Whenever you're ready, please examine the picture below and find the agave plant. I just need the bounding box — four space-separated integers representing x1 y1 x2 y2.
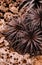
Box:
2 0 42 56
2 15 42 56
28 5 42 27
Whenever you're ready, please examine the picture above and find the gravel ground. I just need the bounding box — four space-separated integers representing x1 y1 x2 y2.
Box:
0 0 42 65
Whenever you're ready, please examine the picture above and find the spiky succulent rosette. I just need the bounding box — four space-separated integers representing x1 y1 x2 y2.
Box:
28 5 42 27
2 15 42 56
1 0 42 56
